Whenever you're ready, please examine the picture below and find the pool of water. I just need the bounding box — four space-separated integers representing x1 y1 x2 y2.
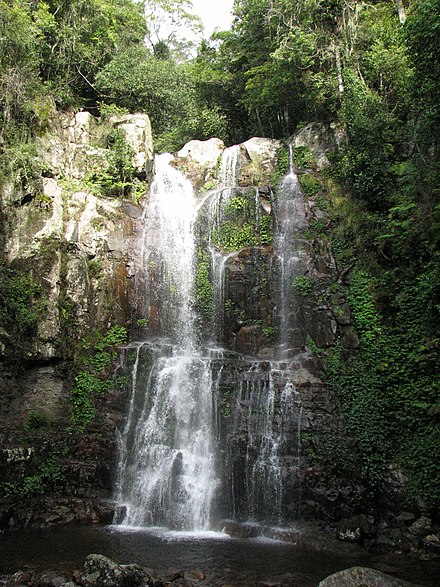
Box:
0 525 438 586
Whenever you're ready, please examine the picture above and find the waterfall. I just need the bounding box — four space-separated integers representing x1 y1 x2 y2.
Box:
115 141 306 531
220 359 303 524
274 145 308 356
207 145 242 342
115 155 219 530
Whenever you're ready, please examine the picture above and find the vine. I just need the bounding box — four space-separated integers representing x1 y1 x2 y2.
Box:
71 326 128 430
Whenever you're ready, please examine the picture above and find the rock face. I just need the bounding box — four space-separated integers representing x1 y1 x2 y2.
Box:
0 111 153 529
0 122 429 550
114 134 368 529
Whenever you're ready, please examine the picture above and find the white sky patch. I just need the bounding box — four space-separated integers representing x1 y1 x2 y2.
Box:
191 0 234 37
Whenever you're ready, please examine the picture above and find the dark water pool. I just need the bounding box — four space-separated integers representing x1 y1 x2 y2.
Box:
0 526 439 586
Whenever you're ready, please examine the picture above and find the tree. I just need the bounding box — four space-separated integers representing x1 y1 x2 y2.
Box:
143 0 203 60
32 0 147 107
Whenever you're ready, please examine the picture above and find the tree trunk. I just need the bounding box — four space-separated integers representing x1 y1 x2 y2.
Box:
396 0 406 24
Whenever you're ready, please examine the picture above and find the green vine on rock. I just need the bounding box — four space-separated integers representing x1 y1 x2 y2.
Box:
195 251 214 321
71 326 127 430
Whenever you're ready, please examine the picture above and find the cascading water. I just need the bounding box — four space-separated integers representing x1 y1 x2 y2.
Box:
115 142 306 531
207 145 242 342
274 145 308 356
115 155 219 530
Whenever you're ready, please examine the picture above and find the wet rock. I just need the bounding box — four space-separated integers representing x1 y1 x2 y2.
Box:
373 533 398 554
292 122 344 171
37 572 66 587
422 533 440 553
163 571 185 582
109 113 154 175
5 570 32 586
394 512 416 527
242 138 282 178
337 515 377 543
318 566 418 587
82 554 149 587
408 516 432 537
222 521 260 538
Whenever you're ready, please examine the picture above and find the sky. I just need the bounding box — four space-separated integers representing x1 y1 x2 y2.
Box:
191 0 235 37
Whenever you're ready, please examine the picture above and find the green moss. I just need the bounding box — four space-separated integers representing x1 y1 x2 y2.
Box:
195 251 214 320
71 325 128 430
0 263 41 330
212 220 257 252
200 180 216 192
292 275 314 296
0 453 65 498
294 146 316 169
270 146 289 186
299 174 322 197
258 215 272 245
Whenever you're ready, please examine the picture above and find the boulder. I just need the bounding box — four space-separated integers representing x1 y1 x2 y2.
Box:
292 123 345 171
178 138 224 167
82 554 149 587
408 516 432 537
243 137 282 178
318 566 419 587
336 514 376 543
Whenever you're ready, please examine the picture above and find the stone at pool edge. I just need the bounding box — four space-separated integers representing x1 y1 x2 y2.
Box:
81 553 150 587
317 566 421 587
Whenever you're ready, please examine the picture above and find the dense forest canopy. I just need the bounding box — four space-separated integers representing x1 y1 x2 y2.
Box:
0 0 439 506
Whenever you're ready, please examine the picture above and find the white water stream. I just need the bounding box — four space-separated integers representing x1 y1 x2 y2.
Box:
115 155 219 530
115 144 304 530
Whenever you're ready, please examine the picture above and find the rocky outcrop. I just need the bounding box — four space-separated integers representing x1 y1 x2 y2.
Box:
36 111 153 180
0 111 153 529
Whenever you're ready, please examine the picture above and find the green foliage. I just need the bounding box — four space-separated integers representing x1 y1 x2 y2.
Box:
305 334 323 357
86 351 113 372
0 263 40 330
212 221 257 252
71 371 111 429
88 128 138 198
299 174 322 197
22 410 52 443
270 147 289 186
348 271 381 344
87 258 103 278
258 215 272 245
210 190 273 252
262 325 275 339
405 0 440 147
292 275 313 297
195 251 214 321
294 147 315 169
326 264 440 505
72 325 127 429
96 46 201 149
0 453 64 498
93 325 127 350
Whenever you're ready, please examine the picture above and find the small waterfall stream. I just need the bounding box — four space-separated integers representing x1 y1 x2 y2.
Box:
115 143 305 531
208 145 242 342
274 145 308 356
